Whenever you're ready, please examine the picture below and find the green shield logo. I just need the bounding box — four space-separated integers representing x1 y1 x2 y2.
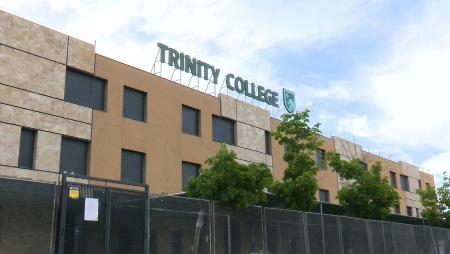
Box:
283 88 296 113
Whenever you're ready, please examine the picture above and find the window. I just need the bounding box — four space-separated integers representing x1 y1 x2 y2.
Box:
390 171 397 188
400 175 409 191
212 116 235 145
60 137 89 176
319 189 330 203
182 162 200 190
359 161 368 171
426 183 430 188
182 105 200 136
316 149 326 169
121 149 145 184
416 208 420 218
394 205 400 214
65 68 106 110
406 206 413 217
265 131 271 155
18 128 36 169
123 87 146 122
284 143 290 153
418 180 422 190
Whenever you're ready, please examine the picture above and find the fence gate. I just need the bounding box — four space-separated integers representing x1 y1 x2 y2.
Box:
57 175 149 254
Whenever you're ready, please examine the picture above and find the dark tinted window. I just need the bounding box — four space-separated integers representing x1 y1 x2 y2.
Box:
121 149 144 184
265 131 271 155
18 128 36 169
212 116 235 145
394 205 400 214
359 161 368 171
319 189 330 203
60 137 88 176
316 149 326 169
65 69 106 110
416 208 420 217
182 105 200 136
400 175 409 191
406 206 413 216
390 171 397 188
123 87 146 122
182 161 200 190
418 180 422 190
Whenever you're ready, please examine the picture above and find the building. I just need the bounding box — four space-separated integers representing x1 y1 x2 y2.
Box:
0 10 434 218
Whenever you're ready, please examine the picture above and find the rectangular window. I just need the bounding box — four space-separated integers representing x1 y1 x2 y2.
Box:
212 116 235 145
418 180 422 190
121 149 145 184
182 105 200 136
394 205 400 214
265 131 271 155
123 87 146 122
416 208 420 218
400 175 410 191
182 161 200 190
390 171 397 188
316 149 326 169
426 183 430 188
359 161 368 171
65 68 106 110
406 206 413 217
18 128 36 169
60 137 89 176
319 189 330 203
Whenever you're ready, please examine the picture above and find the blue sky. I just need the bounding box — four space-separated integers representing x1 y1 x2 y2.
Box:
2 0 450 184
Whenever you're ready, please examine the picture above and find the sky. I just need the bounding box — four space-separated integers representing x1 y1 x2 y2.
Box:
1 0 450 185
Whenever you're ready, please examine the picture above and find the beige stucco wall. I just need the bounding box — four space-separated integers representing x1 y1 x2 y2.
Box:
0 45 66 99
0 10 68 64
0 122 21 167
236 100 271 130
35 131 61 172
237 122 265 153
333 136 363 160
0 104 91 139
67 37 95 73
0 84 91 123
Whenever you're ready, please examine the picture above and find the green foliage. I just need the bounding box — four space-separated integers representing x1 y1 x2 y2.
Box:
418 173 450 227
185 145 273 211
327 153 400 220
271 109 323 211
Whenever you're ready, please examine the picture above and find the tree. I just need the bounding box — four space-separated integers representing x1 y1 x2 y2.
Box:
271 109 323 211
418 173 450 227
327 153 400 220
185 145 273 211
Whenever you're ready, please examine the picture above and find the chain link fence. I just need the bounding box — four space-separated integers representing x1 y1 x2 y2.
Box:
2 176 450 254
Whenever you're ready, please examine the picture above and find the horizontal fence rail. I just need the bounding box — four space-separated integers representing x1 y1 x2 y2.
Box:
1 174 449 254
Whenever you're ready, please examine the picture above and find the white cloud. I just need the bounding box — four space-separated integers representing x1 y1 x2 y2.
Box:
338 115 370 137
422 152 450 186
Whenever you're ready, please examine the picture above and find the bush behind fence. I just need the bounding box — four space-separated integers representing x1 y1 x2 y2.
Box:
1 178 449 254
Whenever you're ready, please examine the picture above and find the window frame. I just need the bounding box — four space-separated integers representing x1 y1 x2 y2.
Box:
406 206 413 217
390 171 397 188
64 68 107 111
60 136 89 176
316 149 327 169
123 86 147 122
265 131 271 155
400 174 410 192
182 105 201 136
121 149 145 184
319 189 330 203
18 128 37 169
181 161 200 190
212 115 236 146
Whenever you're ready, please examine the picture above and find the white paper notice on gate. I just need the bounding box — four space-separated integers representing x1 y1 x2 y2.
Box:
84 198 99 221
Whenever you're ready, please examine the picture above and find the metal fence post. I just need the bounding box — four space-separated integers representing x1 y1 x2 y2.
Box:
321 213 326 254
57 174 67 254
381 222 387 254
144 186 150 254
304 213 310 254
391 222 398 254
104 187 111 254
337 216 344 254
365 220 374 254
262 207 268 254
